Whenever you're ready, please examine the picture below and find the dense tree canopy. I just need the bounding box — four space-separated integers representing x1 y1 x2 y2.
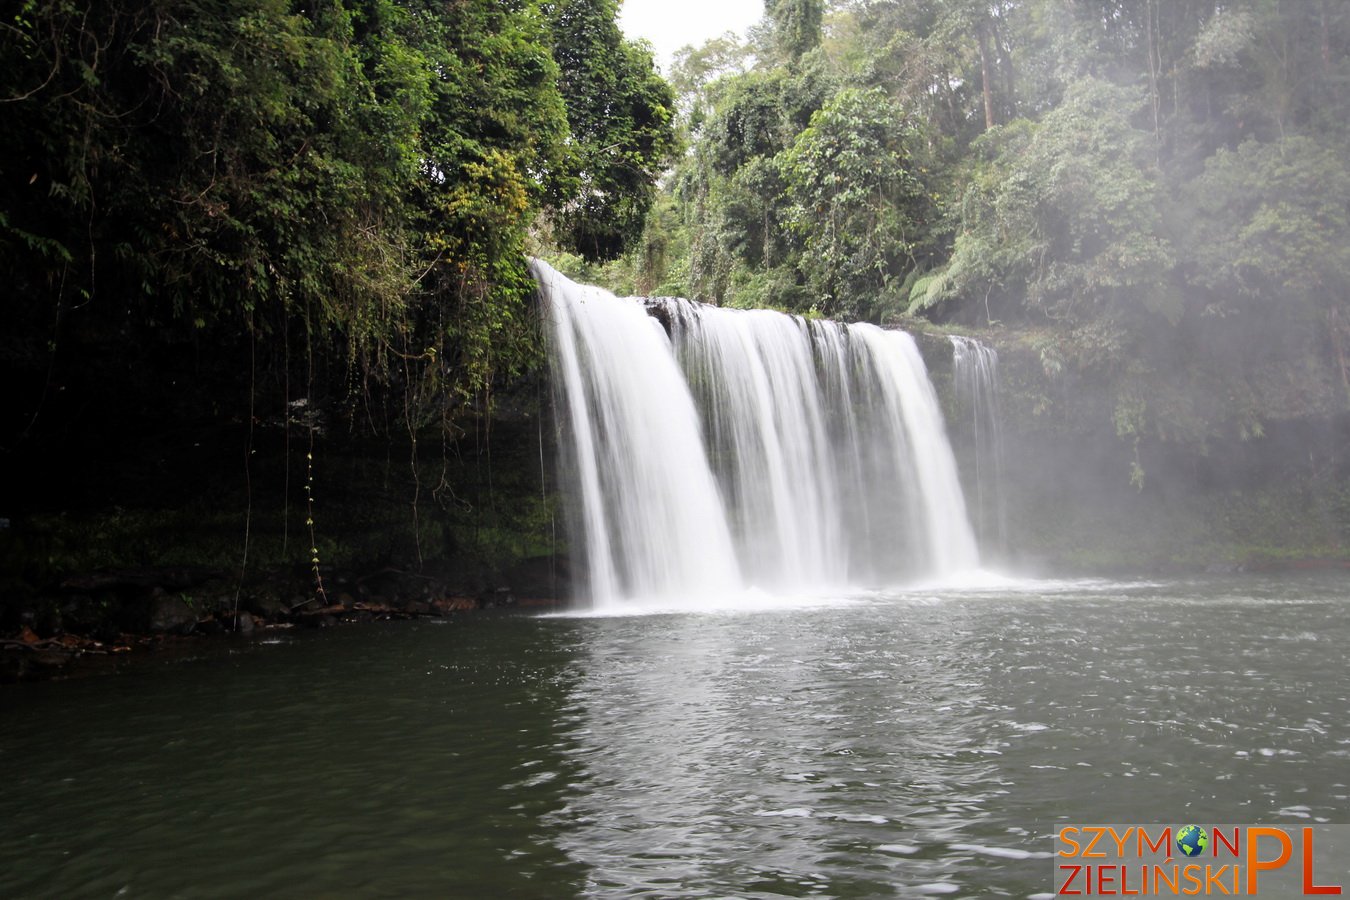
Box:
575 0 1350 469
781 87 931 318
544 0 677 261
5 0 1349 501
0 0 676 455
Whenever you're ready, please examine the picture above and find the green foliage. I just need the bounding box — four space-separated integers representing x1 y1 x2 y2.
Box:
1181 136 1350 310
11 0 1340 507
0 0 674 430
940 79 1174 324
663 54 836 305
765 0 823 62
591 0 1350 485
668 33 752 129
780 87 931 319
0 0 675 591
543 0 678 262
2 0 412 345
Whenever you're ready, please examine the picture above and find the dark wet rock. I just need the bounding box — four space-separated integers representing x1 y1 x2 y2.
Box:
94 620 122 645
433 596 479 614
244 593 286 618
199 593 235 618
31 649 76 673
149 595 197 634
358 570 408 603
0 652 26 683
2 558 564 681
196 617 225 635
60 594 112 634
502 555 569 600
643 297 676 336
33 648 72 666
480 587 515 608
33 603 63 639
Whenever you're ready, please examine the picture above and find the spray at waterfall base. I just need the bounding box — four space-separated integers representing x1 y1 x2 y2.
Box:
1054 825 1347 895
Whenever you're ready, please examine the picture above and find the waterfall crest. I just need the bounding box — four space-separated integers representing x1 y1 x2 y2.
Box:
535 260 979 607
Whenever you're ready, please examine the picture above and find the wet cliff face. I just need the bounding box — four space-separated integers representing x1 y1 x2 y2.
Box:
0 359 567 651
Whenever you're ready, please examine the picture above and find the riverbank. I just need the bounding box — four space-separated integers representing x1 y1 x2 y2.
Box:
8 554 1350 684
0 559 566 683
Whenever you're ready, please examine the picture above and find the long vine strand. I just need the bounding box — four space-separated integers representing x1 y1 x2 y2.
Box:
305 428 328 605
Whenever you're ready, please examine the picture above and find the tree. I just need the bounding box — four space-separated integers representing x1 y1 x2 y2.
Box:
670 57 833 307
924 78 1174 326
0 0 672 460
396 0 572 402
765 0 822 62
0 0 444 397
1183 137 1350 303
544 0 678 262
781 87 932 319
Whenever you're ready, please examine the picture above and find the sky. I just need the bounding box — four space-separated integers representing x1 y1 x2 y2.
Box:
618 0 763 72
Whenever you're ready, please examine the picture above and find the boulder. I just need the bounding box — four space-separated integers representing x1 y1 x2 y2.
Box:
244 593 286 618
148 595 197 634
480 587 515 608
60 594 115 635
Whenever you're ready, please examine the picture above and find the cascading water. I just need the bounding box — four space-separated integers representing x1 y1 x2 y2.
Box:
949 336 1007 555
534 259 979 608
539 264 741 606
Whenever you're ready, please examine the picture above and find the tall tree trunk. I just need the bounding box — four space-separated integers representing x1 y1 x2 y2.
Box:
1144 0 1166 162
1332 309 1350 401
996 18 1017 119
977 18 996 130
1320 0 1332 77
1144 0 1161 143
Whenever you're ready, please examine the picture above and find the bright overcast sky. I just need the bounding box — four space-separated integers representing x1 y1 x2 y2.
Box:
618 0 764 72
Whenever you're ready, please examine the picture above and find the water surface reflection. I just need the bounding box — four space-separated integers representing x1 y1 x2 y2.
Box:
544 576 1350 897
1 575 1346 898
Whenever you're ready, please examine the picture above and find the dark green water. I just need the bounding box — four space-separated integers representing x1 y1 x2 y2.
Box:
2 574 1347 898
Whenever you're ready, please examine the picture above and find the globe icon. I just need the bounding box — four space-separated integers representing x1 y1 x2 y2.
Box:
1177 825 1208 857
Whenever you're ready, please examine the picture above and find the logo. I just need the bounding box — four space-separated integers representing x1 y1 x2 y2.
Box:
1176 825 1208 858
1055 824 1348 896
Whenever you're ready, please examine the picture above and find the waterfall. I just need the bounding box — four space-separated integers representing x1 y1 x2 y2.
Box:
949 336 1007 556
534 259 979 607
539 265 741 606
